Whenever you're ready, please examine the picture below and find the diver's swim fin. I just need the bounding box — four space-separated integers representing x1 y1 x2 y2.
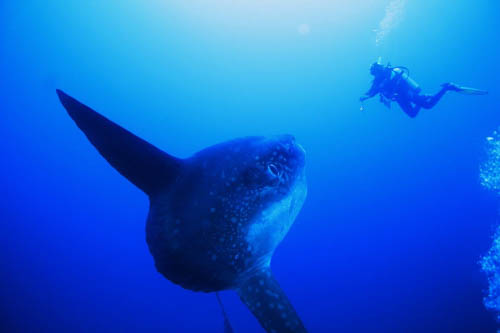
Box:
455 86 488 95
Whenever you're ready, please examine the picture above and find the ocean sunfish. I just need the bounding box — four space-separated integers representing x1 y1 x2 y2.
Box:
56 90 308 332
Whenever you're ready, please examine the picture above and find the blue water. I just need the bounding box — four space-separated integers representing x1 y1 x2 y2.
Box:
2 1 500 332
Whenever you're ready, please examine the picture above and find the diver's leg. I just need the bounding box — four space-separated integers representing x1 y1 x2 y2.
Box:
414 85 450 109
397 98 421 118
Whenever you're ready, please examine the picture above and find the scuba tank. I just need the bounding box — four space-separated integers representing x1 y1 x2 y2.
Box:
392 66 420 92
378 64 420 108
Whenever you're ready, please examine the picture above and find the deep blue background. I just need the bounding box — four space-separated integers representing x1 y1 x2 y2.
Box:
1 1 500 332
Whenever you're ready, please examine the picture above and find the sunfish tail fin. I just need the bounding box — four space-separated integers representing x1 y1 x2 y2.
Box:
56 89 183 195
236 268 307 333
216 292 234 333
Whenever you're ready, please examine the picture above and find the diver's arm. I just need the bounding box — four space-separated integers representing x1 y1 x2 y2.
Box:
360 94 374 102
360 85 379 101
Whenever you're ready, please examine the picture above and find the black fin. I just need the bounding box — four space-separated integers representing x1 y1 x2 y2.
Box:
237 268 307 333
216 292 234 333
56 89 183 195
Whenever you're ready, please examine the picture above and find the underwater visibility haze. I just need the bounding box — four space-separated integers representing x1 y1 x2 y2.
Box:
1 1 500 332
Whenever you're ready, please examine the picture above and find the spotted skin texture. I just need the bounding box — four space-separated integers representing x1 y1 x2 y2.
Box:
147 136 307 293
238 268 307 333
57 90 308 332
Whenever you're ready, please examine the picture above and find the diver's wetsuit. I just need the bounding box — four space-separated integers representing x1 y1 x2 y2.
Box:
362 65 453 118
390 68 451 118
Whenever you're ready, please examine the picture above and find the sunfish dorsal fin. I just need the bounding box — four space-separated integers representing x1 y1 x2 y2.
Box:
237 268 307 333
56 89 183 195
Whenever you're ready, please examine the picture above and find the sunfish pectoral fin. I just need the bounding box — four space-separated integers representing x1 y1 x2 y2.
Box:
56 89 183 195
236 267 307 333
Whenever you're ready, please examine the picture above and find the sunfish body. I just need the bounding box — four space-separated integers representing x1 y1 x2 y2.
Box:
56 90 308 332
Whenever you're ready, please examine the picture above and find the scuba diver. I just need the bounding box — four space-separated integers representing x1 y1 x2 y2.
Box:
360 59 487 118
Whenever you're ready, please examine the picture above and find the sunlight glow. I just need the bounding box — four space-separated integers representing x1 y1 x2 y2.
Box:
297 23 311 36
154 0 377 37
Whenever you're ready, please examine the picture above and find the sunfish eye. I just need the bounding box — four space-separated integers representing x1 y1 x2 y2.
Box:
267 163 281 178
